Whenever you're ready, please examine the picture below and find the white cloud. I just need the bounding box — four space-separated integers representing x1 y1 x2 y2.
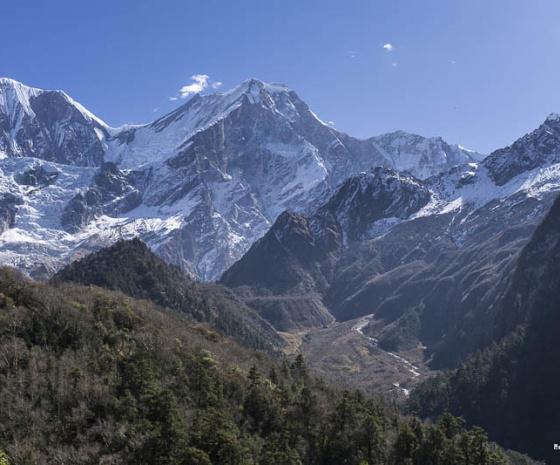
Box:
349 51 357 59
382 43 393 52
327 121 336 126
179 74 210 98
392 62 398 68
153 107 159 113
170 75 223 101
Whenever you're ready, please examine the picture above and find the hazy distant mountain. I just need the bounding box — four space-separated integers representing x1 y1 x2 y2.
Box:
0 77 483 279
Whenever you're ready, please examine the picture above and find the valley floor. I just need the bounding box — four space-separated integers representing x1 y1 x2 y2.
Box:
280 315 434 399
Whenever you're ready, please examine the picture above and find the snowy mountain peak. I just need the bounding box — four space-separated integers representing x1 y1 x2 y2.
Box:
0 77 109 166
0 77 42 92
484 112 560 185
0 77 108 129
233 78 293 97
368 130 485 179
220 78 307 118
0 77 493 281
0 77 43 119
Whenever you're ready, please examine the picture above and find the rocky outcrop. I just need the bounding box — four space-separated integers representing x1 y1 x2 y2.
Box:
16 165 59 186
0 193 21 235
61 162 141 233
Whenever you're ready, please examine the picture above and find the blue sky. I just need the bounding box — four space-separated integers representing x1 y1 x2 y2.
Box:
2 0 559 153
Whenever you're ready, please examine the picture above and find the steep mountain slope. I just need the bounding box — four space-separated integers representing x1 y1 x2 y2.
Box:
370 130 483 180
407 195 560 462
220 210 341 331
221 167 431 331
222 114 560 367
0 77 483 280
52 238 283 351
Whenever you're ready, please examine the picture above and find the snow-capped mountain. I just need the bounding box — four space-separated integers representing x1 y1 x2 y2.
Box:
316 167 432 243
369 131 483 180
0 77 484 279
221 114 560 358
484 112 560 185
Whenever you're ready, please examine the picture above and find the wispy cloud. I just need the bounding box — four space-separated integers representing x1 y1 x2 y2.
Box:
349 50 357 59
170 74 222 101
179 74 210 98
382 43 393 52
391 62 398 68
327 121 336 126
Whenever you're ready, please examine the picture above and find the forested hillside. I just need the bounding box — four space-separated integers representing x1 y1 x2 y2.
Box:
52 239 283 351
0 267 520 464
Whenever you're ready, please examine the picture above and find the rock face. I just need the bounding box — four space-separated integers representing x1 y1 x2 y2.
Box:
220 209 343 331
485 113 560 185
60 162 141 233
16 165 59 186
0 193 21 235
318 167 431 242
222 167 430 294
0 77 484 280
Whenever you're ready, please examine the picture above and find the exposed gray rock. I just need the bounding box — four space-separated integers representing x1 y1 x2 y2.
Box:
60 162 141 232
484 113 560 185
0 193 22 235
16 165 59 186
60 192 102 233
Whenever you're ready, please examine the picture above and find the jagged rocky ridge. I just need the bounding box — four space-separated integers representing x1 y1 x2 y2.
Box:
0 77 483 280
221 167 433 331
221 113 560 363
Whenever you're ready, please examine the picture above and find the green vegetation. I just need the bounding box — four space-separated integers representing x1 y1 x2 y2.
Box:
377 306 421 351
408 322 553 463
52 238 283 351
0 267 507 464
